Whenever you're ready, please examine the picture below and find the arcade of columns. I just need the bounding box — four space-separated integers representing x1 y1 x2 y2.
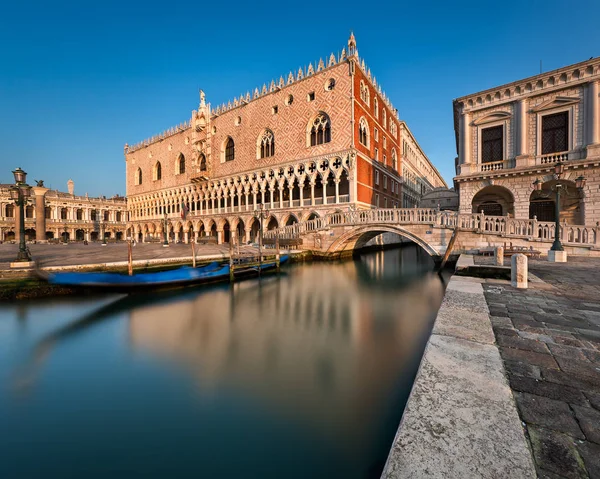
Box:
128 154 354 244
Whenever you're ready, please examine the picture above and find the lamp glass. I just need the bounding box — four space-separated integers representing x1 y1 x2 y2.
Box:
533 179 542 191
22 185 31 198
12 168 26 184
554 161 564 176
576 176 586 189
9 185 19 200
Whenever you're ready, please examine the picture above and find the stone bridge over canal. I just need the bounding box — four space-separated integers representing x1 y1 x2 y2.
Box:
264 208 600 258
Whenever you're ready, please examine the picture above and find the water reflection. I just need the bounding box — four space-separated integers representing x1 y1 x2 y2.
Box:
1 246 444 479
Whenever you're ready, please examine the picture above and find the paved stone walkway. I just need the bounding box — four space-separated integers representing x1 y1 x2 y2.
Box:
480 257 600 478
0 242 261 269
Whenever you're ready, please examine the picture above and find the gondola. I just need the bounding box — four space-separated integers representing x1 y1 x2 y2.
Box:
37 256 289 292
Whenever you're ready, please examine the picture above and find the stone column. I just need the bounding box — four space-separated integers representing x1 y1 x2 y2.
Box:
279 186 284 209
15 204 22 243
494 246 504 266
184 231 189 244
322 181 327 205
459 111 471 167
299 185 304 207
310 181 315 206
587 80 599 147
334 179 340 204
288 186 294 208
31 186 49 241
269 186 275 210
516 99 528 159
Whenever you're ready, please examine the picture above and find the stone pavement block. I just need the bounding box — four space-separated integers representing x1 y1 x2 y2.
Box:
542 369 600 395
489 308 509 318
446 279 484 294
547 343 590 361
583 348 600 363
440 289 490 315
518 331 555 343
490 315 512 328
528 426 588 479
516 392 584 439
554 356 600 384
494 326 519 337
508 375 588 406
502 347 559 370
553 335 585 348
497 335 550 354
433 309 495 344
577 441 600 478
572 405 600 445
504 360 542 380
584 391 600 411
382 335 535 479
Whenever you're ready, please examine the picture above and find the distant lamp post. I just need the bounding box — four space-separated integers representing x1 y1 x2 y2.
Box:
63 223 69 244
253 203 270 263
101 221 107 245
532 161 586 260
163 212 169 247
9 168 32 262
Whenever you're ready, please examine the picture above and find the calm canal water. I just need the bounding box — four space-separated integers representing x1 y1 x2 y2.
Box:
0 245 445 479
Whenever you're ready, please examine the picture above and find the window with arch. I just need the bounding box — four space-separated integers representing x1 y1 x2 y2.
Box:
25 205 34 218
374 97 379 119
309 113 331 146
259 130 275 158
358 118 369 147
177 154 185 174
153 162 162 181
199 154 207 171
360 81 370 106
390 121 398 138
5 204 14 218
382 109 387 129
135 168 142 185
391 148 398 170
225 137 235 161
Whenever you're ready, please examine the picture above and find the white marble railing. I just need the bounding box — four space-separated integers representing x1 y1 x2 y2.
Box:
264 208 600 247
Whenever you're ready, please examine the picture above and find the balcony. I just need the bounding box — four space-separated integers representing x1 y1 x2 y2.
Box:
535 150 583 166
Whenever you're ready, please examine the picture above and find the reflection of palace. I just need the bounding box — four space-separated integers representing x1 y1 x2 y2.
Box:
125 34 446 244
0 179 127 242
128 258 443 443
454 57 600 224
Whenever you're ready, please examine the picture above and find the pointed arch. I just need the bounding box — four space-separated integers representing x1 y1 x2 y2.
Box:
257 129 275 159
199 154 207 171
308 112 331 147
136 167 142 185
153 161 162 181
391 148 398 171
177 153 185 174
358 117 369 147
222 137 235 162
360 80 370 106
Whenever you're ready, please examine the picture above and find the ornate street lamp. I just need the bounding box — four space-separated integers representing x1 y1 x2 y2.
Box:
163 212 169 247
532 161 586 254
63 223 69 244
253 203 270 264
101 221 107 245
9 168 32 262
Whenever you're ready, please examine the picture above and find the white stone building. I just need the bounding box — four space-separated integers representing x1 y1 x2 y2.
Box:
453 57 600 225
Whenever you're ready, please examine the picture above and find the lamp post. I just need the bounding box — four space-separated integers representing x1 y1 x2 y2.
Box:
532 161 586 261
63 223 69 244
163 212 169 247
9 168 32 262
101 220 107 245
253 203 270 267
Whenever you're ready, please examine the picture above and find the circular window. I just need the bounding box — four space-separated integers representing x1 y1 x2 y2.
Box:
325 78 336 91
285 94 294 106
212 126 217 134
235 116 241 126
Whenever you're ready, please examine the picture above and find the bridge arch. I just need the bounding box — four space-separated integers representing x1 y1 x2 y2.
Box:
326 224 441 257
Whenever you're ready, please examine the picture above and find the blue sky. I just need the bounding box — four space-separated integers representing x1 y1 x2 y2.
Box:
1 0 599 196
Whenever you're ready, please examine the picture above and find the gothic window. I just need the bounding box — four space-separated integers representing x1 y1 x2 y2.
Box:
199 154 207 171
375 170 379 185
225 137 235 161
542 111 568 155
360 81 370 106
309 113 331 146
374 127 378 141
358 118 369 147
178 154 185 174
136 168 142 185
481 125 503 163
392 148 398 170
382 109 387 129
375 148 379 161
259 130 275 159
374 97 379 119
390 122 398 138
154 162 162 181
326 78 335 91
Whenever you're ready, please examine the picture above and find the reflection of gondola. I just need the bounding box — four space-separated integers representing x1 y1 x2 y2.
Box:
36 256 288 293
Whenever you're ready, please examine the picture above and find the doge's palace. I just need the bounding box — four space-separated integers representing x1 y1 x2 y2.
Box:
125 34 446 244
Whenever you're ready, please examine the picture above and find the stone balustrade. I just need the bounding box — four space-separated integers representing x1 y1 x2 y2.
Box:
264 207 600 248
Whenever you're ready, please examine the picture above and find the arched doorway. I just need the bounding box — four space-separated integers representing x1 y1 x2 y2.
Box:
266 216 278 231
61 231 70 242
45 232 54 240
249 218 260 242
529 179 582 224
236 219 245 243
223 220 231 243
5 231 15 241
116 232 123 241
75 229 85 241
339 170 350 201
91 232 99 241
209 222 217 239
471 185 514 216
25 228 36 240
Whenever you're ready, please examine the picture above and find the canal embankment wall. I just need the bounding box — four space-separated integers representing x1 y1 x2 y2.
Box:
381 257 536 478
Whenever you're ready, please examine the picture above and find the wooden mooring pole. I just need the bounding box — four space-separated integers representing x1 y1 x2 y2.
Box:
276 235 280 273
439 228 459 271
191 239 196 268
229 237 234 282
127 240 133 276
